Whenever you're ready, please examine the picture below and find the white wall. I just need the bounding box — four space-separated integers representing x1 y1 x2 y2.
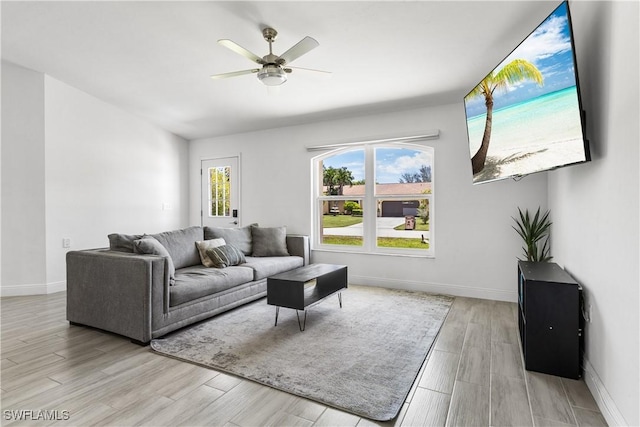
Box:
1 61 47 292
43 77 190 288
548 2 639 425
190 102 548 301
0 62 190 295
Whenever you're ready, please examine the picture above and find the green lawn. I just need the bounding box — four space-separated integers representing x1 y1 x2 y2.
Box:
322 215 363 228
322 235 429 249
377 237 429 249
394 222 430 231
322 235 363 245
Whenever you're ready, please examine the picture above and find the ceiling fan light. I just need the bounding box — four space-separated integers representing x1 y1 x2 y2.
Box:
257 65 287 86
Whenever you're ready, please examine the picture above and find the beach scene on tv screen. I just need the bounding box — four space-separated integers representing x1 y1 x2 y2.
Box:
465 2 586 184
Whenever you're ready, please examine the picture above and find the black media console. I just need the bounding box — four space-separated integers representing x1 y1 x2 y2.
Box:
518 261 584 379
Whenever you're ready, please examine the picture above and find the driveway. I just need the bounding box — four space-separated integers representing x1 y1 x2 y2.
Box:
324 217 425 238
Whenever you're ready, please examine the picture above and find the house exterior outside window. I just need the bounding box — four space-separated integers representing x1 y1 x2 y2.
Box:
313 144 434 257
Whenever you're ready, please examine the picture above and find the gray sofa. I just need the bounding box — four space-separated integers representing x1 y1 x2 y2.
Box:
66 225 309 344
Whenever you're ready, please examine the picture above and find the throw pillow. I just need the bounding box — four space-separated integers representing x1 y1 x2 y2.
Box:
251 226 289 257
195 238 226 267
133 236 176 285
204 223 258 255
205 244 246 268
150 226 204 269
108 233 143 253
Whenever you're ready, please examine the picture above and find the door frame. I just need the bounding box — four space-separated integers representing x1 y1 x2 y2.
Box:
200 154 242 227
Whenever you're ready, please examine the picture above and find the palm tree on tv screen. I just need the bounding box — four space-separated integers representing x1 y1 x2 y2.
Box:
469 59 544 175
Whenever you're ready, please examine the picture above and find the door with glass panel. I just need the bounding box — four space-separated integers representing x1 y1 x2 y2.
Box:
201 157 240 228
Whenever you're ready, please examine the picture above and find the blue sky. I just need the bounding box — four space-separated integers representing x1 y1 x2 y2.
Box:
464 2 578 118
322 147 432 183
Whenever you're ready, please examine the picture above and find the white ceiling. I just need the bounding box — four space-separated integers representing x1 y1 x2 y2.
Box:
1 1 560 140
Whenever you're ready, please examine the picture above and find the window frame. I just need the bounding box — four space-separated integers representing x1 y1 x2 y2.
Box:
312 143 434 258
208 165 231 217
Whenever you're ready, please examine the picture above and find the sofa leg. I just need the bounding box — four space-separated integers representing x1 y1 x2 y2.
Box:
68 321 149 346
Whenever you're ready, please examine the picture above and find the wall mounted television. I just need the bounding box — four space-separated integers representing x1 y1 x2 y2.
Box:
464 1 590 185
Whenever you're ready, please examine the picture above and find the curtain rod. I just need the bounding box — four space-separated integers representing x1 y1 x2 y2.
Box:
306 130 440 152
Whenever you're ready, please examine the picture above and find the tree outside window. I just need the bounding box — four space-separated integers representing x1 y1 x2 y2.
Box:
209 166 231 217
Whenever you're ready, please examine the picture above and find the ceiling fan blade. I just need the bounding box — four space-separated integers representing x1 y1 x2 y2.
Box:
278 36 319 65
287 66 332 76
218 39 265 64
284 67 333 80
210 69 259 79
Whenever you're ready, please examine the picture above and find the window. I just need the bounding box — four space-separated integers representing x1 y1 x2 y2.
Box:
209 166 231 217
313 144 434 256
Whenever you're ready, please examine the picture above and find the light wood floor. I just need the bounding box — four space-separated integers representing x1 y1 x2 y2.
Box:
1 291 607 426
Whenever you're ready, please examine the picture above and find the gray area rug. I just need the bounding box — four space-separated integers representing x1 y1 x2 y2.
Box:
151 285 453 421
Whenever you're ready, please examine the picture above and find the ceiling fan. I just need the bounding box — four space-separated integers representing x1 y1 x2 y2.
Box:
211 27 330 86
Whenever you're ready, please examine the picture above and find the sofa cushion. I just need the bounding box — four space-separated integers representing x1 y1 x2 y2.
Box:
133 236 176 285
251 226 289 257
108 233 143 252
151 226 204 270
204 224 257 255
243 256 304 281
206 244 246 268
170 265 254 307
196 238 226 267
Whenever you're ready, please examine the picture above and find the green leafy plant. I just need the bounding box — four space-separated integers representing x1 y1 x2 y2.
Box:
343 201 360 215
417 199 430 225
512 207 553 262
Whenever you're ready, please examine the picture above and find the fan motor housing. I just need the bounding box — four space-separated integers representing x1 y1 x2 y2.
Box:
257 64 287 86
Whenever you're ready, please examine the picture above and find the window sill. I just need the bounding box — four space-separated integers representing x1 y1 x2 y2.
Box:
312 247 434 259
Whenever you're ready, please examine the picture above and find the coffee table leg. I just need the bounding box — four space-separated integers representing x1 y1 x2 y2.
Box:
338 292 343 308
274 306 280 326
295 310 307 332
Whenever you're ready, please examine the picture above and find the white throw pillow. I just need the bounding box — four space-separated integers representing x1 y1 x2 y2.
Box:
195 238 226 267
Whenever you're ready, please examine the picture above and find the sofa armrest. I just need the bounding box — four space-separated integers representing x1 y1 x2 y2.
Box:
66 249 169 344
286 235 310 265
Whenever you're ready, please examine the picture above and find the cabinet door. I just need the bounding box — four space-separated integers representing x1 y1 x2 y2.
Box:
525 282 580 378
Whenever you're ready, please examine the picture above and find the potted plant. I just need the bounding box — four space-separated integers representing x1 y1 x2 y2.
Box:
512 207 552 262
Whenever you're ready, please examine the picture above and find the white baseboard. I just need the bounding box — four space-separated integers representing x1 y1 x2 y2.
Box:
0 281 66 297
582 356 628 426
47 281 67 294
349 274 517 302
